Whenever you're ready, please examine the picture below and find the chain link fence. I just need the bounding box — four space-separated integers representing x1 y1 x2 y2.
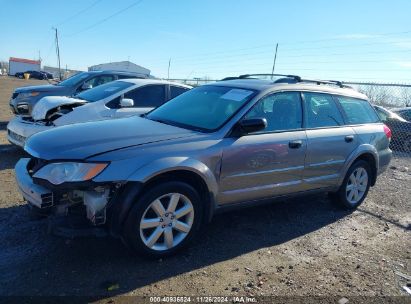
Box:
346 82 411 157
170 78 411 158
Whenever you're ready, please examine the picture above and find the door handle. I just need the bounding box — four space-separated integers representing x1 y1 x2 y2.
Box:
345 135 354 143
289 140 303 149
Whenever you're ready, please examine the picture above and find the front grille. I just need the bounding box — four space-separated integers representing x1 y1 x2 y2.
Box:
12 92 18 99
8 129 26 144
40 193 54 208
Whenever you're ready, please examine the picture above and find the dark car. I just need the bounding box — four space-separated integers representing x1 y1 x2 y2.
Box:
9 70 148 116
392 107 411 122
15 70 52 80
374 105 411 152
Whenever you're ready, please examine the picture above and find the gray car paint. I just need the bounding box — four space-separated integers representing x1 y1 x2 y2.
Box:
19 80 392 215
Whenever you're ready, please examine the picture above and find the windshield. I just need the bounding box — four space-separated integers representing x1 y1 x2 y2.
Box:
57 72 90 87
75 81 134 102
146 85 257 132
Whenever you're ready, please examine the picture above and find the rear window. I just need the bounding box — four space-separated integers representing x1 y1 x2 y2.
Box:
335 96 379 124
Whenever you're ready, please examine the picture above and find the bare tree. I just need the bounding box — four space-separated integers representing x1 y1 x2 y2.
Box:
357 85 396 106
399 87 411 107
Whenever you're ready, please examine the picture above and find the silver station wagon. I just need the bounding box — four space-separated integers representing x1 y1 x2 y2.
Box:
15 74 392 258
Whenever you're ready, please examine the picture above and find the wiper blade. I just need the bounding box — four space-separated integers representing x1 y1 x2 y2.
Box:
150 118 169 124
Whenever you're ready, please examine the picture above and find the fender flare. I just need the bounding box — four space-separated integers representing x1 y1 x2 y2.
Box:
127 157 219 198
337 144 379 187
109 157 219 235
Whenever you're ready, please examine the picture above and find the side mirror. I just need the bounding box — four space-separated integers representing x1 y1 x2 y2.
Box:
232 118 267 136
81 83 93 90
120 98 134 108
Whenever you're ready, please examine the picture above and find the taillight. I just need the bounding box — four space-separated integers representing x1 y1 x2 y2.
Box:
383 124 392 140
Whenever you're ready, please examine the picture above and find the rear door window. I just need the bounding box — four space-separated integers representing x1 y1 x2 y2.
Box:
303 92 344 128
124 85 166 107
335 96 379 124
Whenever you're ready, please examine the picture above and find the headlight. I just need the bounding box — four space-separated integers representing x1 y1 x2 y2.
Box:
16 103 29 110
19 92 40 98
33 162 108 185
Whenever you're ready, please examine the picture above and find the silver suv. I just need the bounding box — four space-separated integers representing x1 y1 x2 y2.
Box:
15 74 392 258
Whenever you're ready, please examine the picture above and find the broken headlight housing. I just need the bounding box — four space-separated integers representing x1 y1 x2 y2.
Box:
33 162 108 185
19 92 40 98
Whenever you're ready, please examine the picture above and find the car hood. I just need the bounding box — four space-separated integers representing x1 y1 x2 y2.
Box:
32 96 86 120
15 84 65 93
25 116 197 160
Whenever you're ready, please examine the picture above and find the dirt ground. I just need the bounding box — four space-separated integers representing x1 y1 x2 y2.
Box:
0 76 410 301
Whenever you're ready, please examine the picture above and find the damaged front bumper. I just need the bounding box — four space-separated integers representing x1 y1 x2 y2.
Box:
15 158 112 228
7 117 51 147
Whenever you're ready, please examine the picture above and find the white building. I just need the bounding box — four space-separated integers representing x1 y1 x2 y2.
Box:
9 57 41 76
88 61 150 76
43 66 82 79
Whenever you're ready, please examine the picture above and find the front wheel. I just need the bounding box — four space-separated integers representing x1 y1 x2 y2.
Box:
331 160 372 209
123 181 203 258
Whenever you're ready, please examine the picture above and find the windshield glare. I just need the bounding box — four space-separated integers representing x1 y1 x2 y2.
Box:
147 85 256 132
75 81 134 102
57 72 90 86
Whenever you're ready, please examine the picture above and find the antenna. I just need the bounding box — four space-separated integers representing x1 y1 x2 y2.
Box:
271 43 279 78
167 58 171 80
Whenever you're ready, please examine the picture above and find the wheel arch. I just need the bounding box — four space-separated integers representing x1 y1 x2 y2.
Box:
340 146 379 187
108 158 219 236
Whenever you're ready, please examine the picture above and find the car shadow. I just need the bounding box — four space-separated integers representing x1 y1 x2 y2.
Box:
0 144 28 171
0 193 352 297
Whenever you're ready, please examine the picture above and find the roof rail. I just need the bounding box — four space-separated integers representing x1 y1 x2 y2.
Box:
299 78 351 88
221 73 353 89
238 73 302 81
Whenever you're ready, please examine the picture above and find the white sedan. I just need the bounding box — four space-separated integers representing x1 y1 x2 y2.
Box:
7 79 191 147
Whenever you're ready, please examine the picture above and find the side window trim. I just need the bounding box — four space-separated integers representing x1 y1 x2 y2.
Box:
331 94 350 125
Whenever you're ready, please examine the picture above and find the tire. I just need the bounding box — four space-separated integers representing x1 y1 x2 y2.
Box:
123 181 203 258
331 160 372 209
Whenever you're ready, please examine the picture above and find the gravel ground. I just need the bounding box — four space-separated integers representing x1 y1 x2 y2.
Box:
0 77 410 301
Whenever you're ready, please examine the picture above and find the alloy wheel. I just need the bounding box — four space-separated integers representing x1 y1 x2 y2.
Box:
139 193 194 251
346 167 368 205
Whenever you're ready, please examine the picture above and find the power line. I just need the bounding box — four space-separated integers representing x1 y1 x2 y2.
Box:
150 30 411 63
56 0 103 26
150 40 411 65
65 0 144 37
148 48 411 70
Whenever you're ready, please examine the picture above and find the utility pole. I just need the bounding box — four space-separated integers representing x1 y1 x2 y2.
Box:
53 27 62 80
271 43 279 77
167 58 171 80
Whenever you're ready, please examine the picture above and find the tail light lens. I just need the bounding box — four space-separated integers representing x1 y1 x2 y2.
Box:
383 124 392 140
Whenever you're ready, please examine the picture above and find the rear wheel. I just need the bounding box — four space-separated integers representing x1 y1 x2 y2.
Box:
123 181 203 258
331 160 372 209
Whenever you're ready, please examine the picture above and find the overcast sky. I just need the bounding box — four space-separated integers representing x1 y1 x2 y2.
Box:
1 0 411 82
